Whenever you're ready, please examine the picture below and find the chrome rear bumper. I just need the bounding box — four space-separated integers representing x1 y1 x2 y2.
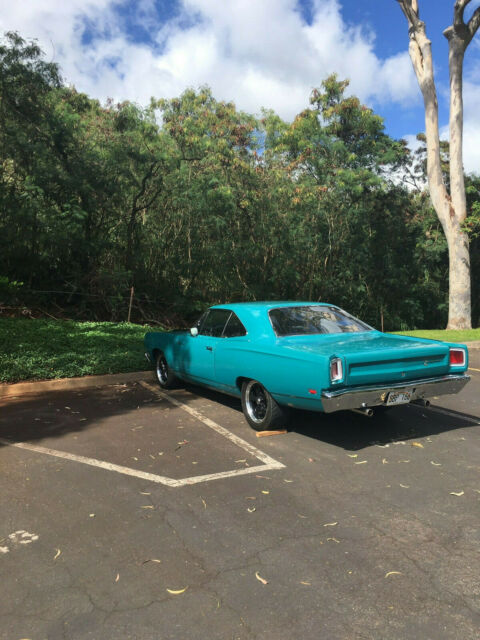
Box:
321 374 470 413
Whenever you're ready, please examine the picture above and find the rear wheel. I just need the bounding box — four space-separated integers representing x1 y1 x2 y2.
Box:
155 352 178 389
241 379 288 431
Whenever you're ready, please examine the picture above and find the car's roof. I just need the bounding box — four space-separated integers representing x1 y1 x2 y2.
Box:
211 301 333 311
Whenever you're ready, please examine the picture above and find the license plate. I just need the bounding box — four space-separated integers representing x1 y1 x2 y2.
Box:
386 390 412 406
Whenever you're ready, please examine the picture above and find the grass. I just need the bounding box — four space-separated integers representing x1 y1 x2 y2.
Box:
0 319 158 384
392 328 480 343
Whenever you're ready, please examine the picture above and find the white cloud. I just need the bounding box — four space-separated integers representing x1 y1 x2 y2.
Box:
0 0 420 120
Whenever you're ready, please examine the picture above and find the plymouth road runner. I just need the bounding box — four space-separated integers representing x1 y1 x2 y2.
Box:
144 302 470 430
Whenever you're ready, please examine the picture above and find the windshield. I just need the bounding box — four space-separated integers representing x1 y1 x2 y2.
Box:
269 305 372 337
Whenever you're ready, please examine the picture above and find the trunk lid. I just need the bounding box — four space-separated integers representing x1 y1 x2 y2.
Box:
280 332 450 386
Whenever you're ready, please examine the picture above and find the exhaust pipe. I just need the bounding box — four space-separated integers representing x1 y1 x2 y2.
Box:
351 407 374 417
411 398 430 407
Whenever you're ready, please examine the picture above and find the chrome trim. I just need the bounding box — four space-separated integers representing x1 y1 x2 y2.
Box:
145 352 151 362
321 374 470 413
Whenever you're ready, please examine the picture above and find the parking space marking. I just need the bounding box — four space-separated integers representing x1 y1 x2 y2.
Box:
140 381 285 468
0 383 285 488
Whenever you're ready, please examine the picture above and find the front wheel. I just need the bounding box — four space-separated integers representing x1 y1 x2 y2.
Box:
241 379 288 431
155 352 178 389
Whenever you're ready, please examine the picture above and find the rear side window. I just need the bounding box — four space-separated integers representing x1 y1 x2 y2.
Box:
199 309 231 337
223 312 247 338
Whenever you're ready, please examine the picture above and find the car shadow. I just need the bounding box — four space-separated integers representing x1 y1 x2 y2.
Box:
179 383 479 452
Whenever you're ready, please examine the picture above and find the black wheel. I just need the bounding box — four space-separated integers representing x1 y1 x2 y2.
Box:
241 379 288 431
155 352 178 389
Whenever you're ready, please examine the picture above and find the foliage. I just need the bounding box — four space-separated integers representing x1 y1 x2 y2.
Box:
1 33 479 333
0 319 152 383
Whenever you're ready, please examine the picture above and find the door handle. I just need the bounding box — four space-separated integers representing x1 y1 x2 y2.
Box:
206 346 213 351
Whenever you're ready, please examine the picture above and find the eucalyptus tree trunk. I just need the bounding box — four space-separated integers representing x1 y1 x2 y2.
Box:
397 0 480 329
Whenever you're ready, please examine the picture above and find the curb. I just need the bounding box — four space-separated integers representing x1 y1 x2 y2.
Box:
465 341 480 350
0 370 154 399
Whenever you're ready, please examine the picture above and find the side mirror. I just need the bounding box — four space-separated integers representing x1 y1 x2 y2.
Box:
190 327 198 337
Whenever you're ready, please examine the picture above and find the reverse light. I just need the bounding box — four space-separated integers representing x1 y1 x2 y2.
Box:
449 348 466 367
330 357 343 383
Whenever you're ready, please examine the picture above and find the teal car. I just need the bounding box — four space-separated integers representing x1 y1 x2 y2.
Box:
144 302 470 430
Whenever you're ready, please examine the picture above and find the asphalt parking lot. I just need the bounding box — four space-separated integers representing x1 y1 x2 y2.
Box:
1 352 479 640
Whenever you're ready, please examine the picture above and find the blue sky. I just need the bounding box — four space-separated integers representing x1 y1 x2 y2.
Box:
1 0 479 171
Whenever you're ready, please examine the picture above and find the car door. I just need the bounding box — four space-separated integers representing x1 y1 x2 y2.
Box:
186 309 231 385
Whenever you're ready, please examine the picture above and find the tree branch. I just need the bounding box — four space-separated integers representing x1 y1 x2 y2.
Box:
397 0 422 28
453 0 471 27
468 6 480 37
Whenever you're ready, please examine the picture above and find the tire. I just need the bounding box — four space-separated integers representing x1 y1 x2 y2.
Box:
155 351 178 389
241 379 288 431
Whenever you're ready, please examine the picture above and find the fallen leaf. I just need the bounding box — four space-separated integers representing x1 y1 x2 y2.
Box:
308 458 314 462
245 496 256 500
430 461 442 466
247 507 256 513
297 514 307 518
399 460 410 463
53 549 61 560
399 484 410 489
354 461 368 465
167 587 188 595
283 479 293 483
382 458 388 464
300 581 311 585
115 573 120 582
142 558 162 564
411 442 424 448
323 522 338 527
385 571 402 578
140 491 151 495
235 459 247 463
347 454 358 458
261 490 270 495
141 505 154 509
255 571 268 585
89 513 95 518
201 498 207 509
327 537 340 543
450 491 464 496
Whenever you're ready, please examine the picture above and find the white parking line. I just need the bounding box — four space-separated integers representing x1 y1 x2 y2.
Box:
0 383 285 487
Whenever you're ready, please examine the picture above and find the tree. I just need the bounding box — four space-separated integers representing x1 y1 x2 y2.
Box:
397 0 480 329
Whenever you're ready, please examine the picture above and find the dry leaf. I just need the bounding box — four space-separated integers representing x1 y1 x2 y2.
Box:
167 587 188 595
201 498 207 509
283 479 293 483
89 513 95 518
261 490 269 495
115 573 120 582
385 571 402 578
430 461 442 466
450 491 464 496
53 549 61 560
347 454 358 458
140 491 151 495
411 442 424 448
382 458 388 464
255 571 268 585
399 484 410 488
323 522 338 527
143 558 162 564
300 581 311 585
354 460 368 465
247 507 256 513
308 458 314 462
141 505 154 509
327 537 340 543
235 459 247 463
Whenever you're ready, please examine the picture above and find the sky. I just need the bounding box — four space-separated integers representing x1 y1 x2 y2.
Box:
0 0 479 172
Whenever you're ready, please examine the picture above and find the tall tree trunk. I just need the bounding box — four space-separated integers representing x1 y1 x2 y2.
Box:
397 0 479 329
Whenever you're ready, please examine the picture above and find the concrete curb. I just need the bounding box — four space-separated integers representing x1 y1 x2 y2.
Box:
0 370 154 399
465 341 480 350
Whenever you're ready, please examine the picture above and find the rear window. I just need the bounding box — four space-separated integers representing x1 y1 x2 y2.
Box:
269 306 371 337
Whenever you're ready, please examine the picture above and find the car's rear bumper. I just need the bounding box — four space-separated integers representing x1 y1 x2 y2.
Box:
321 374 470 413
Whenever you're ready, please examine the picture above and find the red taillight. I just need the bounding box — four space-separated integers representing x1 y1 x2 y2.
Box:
330 357 343 382
449 348 466 366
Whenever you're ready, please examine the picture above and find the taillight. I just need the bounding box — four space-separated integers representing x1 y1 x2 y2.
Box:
449 348 466 366
330 357 343 382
